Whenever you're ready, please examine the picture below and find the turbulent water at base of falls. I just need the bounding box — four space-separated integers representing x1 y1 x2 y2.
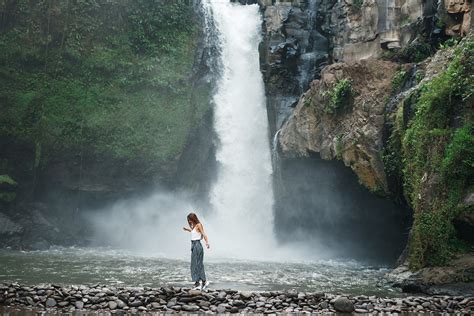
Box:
202 0 277 259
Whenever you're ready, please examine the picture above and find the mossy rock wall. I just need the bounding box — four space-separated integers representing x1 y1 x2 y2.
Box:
0 0 212 199
384 37 474 269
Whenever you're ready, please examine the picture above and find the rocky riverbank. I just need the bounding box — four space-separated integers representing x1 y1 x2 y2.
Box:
1 283 473 314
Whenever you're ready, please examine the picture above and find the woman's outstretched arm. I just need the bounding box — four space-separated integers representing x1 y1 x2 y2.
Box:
183 227 191 232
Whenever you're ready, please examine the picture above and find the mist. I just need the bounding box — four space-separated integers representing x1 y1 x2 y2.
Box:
274 154 411 265
86 0 409 266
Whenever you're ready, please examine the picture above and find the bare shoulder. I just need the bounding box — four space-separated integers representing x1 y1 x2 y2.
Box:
197 223 204 231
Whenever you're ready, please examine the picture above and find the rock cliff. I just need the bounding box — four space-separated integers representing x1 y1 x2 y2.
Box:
279 58 398 192
264 0 473 290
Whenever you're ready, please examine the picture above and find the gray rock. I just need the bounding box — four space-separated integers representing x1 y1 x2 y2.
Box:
167 298 177 307
129 300 143 307
217 304 227 313
46 298 57 307
58 301 69 307
25 296 34 305
240 291 253 299
218 291 227 299
189 289 201 296
233 299 245 306
75 301 84 309
256 301 266 308
355 308 368 313
320 301 329 309
333 297 354 313
117 299 126 308
108 301 118 309
199 300 211 307
182 304 199 312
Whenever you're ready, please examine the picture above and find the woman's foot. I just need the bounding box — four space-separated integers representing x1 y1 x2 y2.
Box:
192 281 202 291
202 281 210 292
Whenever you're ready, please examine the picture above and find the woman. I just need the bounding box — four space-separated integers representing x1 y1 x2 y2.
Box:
183 212 210 291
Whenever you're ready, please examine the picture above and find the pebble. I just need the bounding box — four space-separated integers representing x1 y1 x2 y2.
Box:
45 298 56 307
0 282 472 314
216 304 227 313
108 301 117 310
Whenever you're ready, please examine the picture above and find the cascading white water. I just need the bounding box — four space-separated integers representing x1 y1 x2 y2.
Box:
92 0 317 261
203 0 276 258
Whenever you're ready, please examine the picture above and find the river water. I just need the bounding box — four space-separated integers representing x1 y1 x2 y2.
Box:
0 247 402 296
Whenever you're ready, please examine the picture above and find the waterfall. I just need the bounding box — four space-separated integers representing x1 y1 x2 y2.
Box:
202 0 276 258
271 129 281 176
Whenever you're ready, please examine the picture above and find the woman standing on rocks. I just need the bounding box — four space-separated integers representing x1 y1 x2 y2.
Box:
183 212 210 291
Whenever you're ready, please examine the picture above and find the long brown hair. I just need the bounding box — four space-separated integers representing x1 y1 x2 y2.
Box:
187 212 200 228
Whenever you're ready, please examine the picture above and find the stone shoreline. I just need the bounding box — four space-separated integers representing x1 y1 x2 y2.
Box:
1 283 473 314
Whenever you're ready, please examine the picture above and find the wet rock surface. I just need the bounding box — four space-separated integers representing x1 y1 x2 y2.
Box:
260 0 329 134
387 253 474 296
1 283 473 314
279 58 398 193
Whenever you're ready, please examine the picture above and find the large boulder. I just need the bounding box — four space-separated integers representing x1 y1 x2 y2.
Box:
333 297 354 313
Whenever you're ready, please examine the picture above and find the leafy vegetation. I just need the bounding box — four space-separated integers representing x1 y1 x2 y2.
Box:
0 175 17 202
384 38 474 269
324 78 353 114
0 1 209 182
383 40 433 63
392 69 408 93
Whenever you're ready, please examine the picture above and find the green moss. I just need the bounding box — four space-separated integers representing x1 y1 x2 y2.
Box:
383 40 433 63
0 0 208 173
0 175 17 202
439 37 460 50
0 175 17 186
335 134 344 159
415 70 425 83
369 185 385 196
392 69 408 93
398 38 474 269
324 78 353 114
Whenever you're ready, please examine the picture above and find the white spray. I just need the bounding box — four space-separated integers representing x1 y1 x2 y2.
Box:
91 1 325 261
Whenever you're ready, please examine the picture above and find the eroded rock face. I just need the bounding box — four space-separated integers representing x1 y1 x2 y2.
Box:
320 0 438 61
260 0 329 133
279 58 398 192
444 0 472 36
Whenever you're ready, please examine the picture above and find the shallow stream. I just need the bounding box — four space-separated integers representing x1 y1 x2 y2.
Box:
0 247 402 297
